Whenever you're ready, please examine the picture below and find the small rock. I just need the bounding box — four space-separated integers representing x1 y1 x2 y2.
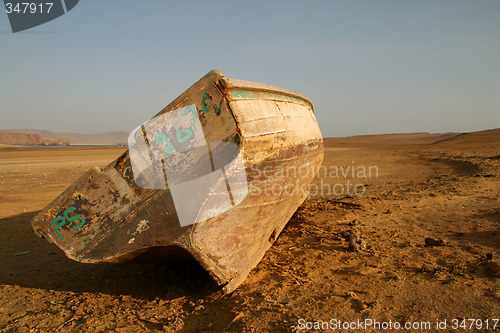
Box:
485 261 500 278
348 234 366 252
424 237 445 247
340 230 351 240
419 264 436 273
348 219 359 226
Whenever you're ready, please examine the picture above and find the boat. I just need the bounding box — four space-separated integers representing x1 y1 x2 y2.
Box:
31 70 324 293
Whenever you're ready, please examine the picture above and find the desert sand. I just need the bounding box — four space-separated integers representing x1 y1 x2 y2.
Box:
0 131 499 332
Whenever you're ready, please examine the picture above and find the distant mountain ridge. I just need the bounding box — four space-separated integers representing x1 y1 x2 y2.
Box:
432 128 500 146
323 132 461 145
0 132 69 146
2 128 498 147
0 129 129 145
324 128 499 146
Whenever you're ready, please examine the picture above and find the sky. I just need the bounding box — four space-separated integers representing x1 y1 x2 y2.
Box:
1 0 499 137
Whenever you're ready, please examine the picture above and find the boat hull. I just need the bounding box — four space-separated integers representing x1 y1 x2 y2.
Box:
31 70 324 292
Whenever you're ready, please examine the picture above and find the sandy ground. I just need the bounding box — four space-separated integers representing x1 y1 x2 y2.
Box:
0 133 499 332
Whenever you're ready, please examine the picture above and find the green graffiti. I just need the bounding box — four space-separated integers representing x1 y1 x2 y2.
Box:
154 105 200 156
64 206 86 231
50 206 86 240
202 70 219 79
213 104 221 115
176 128 193 143
201 93 211 114
181 105 198 132
201 92 222 116
231 91 257 99
230 90 307 106
155 132 175 154
50 216 66 240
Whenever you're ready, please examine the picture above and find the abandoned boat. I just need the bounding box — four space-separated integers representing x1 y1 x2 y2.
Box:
31 70 324 293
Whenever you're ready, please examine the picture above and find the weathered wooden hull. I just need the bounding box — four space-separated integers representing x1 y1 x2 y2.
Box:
31 70 324 293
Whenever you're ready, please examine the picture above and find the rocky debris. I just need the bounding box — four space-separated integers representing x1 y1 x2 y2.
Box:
346 230 366 252
345 291 374 313
485 261 500 278
385 271 402 281
327 199 362 210
348 219 359 226
480 253 499 278
424 237 445 247
419 264 438 273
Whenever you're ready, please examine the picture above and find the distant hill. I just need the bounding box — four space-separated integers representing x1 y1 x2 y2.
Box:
432 128 500 146
0 132 69 146
0 129 129 145
472 128 500 134
323 132 460 146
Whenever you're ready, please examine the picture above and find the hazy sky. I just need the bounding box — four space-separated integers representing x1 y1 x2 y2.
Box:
1 1 499 137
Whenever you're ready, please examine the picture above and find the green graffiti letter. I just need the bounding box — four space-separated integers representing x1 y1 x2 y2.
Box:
201 93 211 114
64 206 86 231
50 216 66 240
156 132 175 154
213 104 221 115
176 128 192 143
